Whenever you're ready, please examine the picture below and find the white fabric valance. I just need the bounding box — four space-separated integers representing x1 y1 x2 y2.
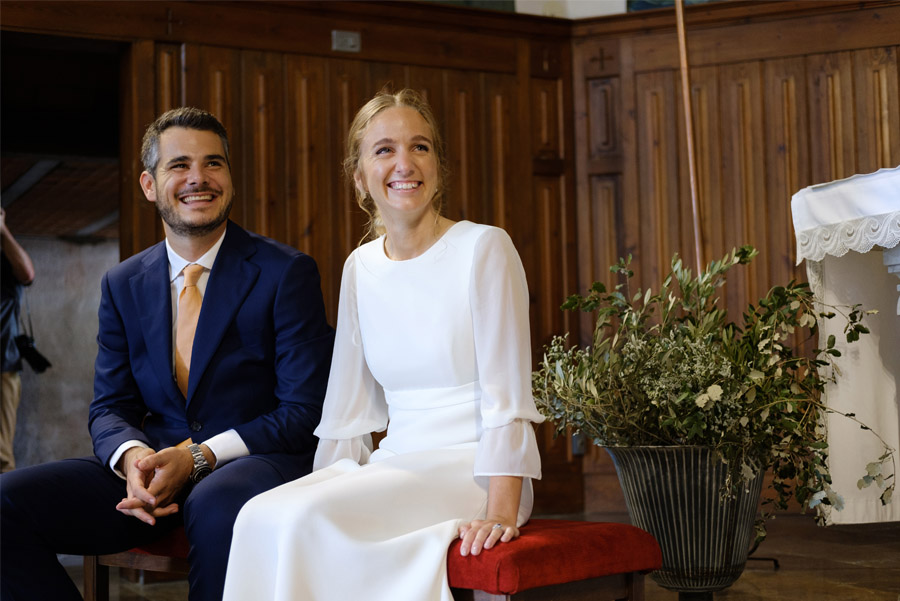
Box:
791 166 900 264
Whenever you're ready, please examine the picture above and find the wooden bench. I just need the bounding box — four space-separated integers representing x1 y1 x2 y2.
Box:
84 519 661 601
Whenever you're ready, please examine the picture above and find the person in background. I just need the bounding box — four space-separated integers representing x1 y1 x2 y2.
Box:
0 207 36 473
0 107 334 601
223 88 543 601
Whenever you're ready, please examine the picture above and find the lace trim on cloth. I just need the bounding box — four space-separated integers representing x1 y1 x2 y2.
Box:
805 259 825 315
795 210 900 264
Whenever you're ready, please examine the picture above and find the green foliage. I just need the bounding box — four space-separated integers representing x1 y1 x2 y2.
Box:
533 246 895 542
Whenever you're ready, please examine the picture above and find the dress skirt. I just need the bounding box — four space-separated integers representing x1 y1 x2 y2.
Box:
223 443 530 601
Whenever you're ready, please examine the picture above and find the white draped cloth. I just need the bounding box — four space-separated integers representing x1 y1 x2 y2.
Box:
791 166 900 524
223 221 544 600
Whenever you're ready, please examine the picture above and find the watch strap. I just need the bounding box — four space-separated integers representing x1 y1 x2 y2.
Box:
187 443 211 483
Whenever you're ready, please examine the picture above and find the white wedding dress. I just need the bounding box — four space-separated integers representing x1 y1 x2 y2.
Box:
223 221 543 601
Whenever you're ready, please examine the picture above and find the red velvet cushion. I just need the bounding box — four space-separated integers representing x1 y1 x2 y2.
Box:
447 519 662 595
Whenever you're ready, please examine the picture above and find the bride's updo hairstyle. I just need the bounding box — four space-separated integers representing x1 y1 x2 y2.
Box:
344 88 449 242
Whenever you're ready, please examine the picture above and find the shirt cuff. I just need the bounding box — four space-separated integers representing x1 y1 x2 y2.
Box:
110 440 150 479
203 429 249 468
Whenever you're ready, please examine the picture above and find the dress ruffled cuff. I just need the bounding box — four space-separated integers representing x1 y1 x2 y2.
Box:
313 435 373 471
473 419 542 479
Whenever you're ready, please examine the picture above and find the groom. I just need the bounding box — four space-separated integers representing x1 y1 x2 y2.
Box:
0 107 334 601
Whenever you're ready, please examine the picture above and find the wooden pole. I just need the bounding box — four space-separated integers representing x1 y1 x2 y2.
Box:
675 0 703 275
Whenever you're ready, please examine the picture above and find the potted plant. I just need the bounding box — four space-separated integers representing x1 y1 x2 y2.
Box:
532 246 894 599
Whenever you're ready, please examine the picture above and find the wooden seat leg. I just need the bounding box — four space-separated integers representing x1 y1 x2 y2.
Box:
83 555 110 601
626 572 645 601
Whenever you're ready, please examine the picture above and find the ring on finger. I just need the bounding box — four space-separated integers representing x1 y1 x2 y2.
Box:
492 523 504 531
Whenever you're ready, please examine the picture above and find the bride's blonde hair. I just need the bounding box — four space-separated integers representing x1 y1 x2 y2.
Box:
344 87 449 242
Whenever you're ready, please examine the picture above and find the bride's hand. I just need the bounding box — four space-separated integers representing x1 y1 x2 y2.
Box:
458 519 519 556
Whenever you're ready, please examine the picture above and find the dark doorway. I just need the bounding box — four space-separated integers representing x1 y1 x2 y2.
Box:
1 32 124 240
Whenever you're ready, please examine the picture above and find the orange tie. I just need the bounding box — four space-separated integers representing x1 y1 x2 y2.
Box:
175 264 204 397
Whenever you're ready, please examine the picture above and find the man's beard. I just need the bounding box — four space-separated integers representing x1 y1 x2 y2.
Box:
156 188 233 237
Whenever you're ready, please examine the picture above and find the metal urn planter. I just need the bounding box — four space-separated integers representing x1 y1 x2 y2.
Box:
605 446 764 601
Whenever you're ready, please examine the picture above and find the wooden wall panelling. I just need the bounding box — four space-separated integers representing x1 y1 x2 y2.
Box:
628 3 900 73
481 72 519 233
530 73 577 348
529 39 564 173
686 66 724 271
155 43 182 113
634 69 681 293
542 106 579 347
579 38 619 80
531 39 563 80
573 36 628 345
718 61 767 315
548 35 577 268
531 78 563 162
534 175 567 348
0 0 571 75
365 62 410 99
238 51 286 243
442 70 483 225
502 44 535 350
573 38 621 346
577 78 622 339
327 58 368 278
807 52 857 185
763 56 811 284
283 54 328 271
120 39 161 259
616 38 642 287
853 46 900 174
586 176 620 312
586 77 621 166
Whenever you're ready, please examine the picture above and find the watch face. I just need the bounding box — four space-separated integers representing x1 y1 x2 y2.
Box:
188 444 211 483
191 465 212 483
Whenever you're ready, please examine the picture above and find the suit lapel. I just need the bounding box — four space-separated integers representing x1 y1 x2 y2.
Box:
186 222 259 403
130 243 181 400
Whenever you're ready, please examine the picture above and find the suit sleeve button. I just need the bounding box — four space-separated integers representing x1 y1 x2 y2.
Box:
190 421 203 432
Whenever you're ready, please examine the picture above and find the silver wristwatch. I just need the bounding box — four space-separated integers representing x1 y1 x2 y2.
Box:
188 443 212 483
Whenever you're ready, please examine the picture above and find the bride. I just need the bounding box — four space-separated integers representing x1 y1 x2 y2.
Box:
223 88 543 601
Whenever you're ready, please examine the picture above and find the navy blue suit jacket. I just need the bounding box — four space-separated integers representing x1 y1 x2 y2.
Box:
88 221 334 473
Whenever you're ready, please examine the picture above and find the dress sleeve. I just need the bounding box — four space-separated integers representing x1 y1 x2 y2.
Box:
313 253 388 470
470 228 544 479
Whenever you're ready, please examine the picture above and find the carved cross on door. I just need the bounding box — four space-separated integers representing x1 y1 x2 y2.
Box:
165 8 184 36
589 45 615 73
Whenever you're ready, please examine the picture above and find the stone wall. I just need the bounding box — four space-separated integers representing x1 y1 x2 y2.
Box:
12 236 119 467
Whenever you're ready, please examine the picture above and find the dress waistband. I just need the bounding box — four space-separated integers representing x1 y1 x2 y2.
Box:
384 381 481 410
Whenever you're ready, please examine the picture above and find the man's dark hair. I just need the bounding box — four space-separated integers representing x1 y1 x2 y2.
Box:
141 107 230 175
